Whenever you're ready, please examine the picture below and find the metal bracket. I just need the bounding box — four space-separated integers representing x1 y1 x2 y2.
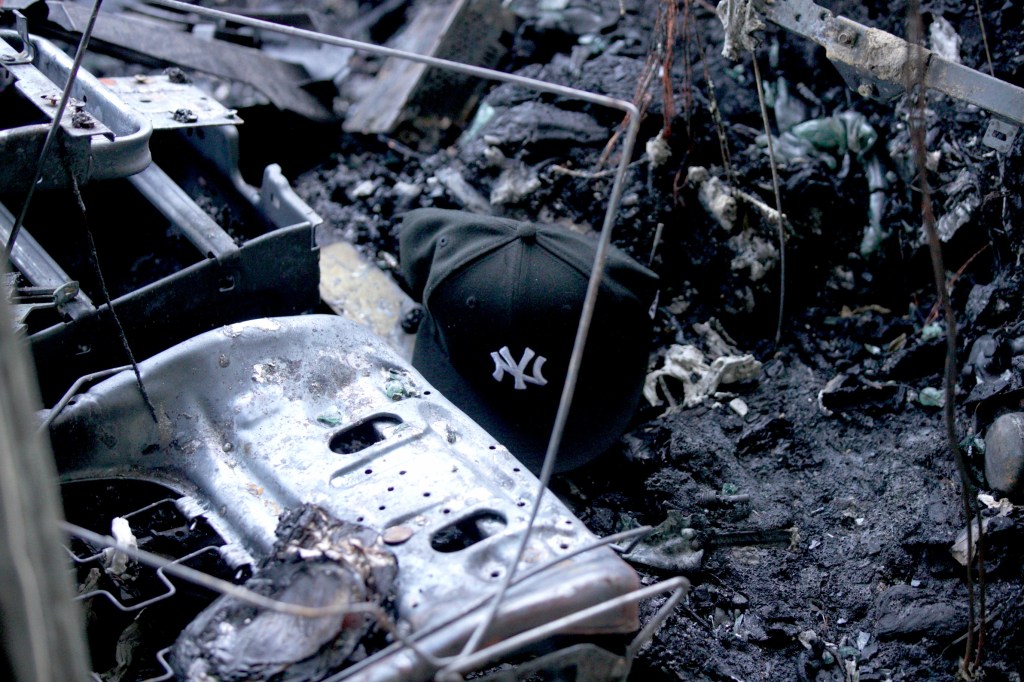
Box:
8 280 80 332
0 10 35 65
0 33 153 192
983 118 1018 154
13 281 81 306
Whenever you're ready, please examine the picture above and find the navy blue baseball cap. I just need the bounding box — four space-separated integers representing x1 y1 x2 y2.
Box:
400 209 658 472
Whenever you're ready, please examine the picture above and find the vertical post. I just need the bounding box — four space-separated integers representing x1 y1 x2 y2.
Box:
0 266 92 681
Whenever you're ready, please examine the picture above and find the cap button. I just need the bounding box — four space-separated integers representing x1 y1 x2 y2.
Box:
517 223 537 243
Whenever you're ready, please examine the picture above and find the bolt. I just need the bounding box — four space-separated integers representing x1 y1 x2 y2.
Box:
172 107 198 123
71 111 95 129
52 281 80 306
838 31 855 46
858 81 876 98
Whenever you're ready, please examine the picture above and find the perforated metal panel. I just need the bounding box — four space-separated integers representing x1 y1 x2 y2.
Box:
50 315 640 680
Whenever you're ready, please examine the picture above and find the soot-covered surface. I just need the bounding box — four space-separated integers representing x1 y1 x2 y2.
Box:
240 0 1024 678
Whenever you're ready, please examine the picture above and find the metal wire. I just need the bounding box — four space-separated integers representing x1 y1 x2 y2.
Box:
625 579 689 662
64 155 159 424
750 54 786 348
40 364 130 432
143 647 175 682
72 545 219 612
66 519 657 680
513 525 653 585
3 0 105 260
325 528 658 679
437 577 690 677
62 521 449 668
148 0 645 665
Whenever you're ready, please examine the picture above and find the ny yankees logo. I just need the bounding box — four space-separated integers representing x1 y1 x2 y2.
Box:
490 346 548 390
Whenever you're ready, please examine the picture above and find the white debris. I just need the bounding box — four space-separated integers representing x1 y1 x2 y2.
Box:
646 131 672 168
644 344 762 408
692 319 741 357
687 167 786 292
482 145 506 168
435 167 492 215
978 493 1015 514
950 494 1012 565
350 179 378 198
104 517 137 576
392 181 422 201
935 194 980 243
817 373 847 416
223 318 281 337
728 228 779 281
798 629 819 650
490 162 541 205
728 397 749 417
929 15 961 64
688 166 737 232
252 362 277 384
950 517 993 566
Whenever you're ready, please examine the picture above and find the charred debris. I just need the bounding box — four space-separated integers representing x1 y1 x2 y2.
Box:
1 0 1024 680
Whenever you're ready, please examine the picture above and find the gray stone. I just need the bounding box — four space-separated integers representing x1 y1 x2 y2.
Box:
985 412 1024 499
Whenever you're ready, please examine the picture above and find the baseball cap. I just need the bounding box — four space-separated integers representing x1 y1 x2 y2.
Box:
399 208 658 473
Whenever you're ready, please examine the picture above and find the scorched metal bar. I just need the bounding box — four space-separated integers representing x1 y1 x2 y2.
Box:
128 164 238 260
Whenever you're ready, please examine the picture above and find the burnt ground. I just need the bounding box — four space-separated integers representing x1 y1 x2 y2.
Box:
254 0 1023 679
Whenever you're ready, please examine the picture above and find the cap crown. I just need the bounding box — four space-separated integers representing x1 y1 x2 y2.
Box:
401 208 657 472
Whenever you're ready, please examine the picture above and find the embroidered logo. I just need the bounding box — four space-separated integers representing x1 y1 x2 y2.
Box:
490 346 548 390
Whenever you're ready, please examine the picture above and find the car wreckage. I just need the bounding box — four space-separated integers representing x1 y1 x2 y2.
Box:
0 2 686 680
1 1 1022 681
